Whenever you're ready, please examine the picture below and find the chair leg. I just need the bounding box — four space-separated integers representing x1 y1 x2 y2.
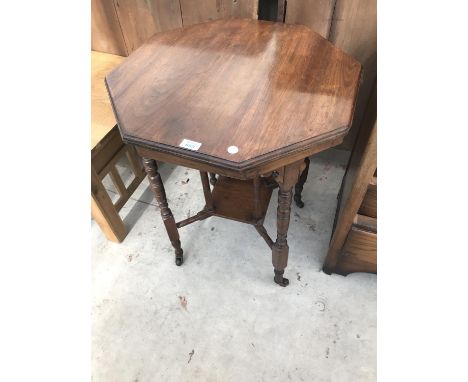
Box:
91 167 127 242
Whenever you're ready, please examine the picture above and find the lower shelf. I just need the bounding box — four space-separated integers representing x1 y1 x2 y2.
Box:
211 176 274 224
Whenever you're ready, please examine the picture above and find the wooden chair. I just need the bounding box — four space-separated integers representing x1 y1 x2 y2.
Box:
91 51 145 242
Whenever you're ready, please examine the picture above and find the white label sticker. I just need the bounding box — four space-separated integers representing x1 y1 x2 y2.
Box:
179 139 202 151
227 145 239 154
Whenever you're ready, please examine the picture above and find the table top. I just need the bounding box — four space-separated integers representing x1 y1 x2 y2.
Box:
91 51 124 149
106 19 361 171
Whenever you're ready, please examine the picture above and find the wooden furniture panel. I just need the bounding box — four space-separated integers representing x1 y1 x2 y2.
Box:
285 0 337 38
91 130 146 242
106 19 362 169
92 51 125 148
114 0 182 53
353 214 376 232
329 0 377 150
277 0 286 22
92 167 127 242
323 80 377 275
359 183 377 218
211 176 273 224
179 0 258 26
336 81 376 222
335 227 377 275
91 51 146 242
91 0 127 56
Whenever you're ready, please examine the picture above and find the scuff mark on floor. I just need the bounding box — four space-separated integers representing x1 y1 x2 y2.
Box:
315 298 326 312
187 349 194 363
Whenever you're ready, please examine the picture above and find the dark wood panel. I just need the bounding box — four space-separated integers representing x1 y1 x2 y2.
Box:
277 0 286 22
91 0 127 55
136 134 343 180
359 183 377 218
329 0 377 150
114 0 182 53
336 81 376 223
353 214 376 233
335 226 377 275
179 0 258 26
285 0 337 38
106 19 362 170
322 80 376 273
212 176 273 224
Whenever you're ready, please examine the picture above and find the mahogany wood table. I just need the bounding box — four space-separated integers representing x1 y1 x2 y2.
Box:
105 19 362 286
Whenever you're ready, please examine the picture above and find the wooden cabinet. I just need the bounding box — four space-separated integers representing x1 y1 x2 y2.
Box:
323 82 377 276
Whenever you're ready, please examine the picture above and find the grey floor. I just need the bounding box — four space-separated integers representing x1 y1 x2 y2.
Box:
91 149 376 382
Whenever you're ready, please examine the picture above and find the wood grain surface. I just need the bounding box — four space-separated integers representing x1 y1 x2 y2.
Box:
335 227 377 275
323 111 376 273
285 0 337 38
179 0 258 26
358 183 377 218
329 0 376 149
106 19 362 171
211 176 273 224
114 0 182 53
91 0 127 55
91 51 125 148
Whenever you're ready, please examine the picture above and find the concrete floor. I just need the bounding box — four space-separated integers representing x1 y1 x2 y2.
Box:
91 149 376 382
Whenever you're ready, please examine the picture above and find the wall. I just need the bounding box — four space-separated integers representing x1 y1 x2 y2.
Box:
91 0 258 56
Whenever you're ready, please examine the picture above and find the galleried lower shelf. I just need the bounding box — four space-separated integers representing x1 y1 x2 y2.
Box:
174 174 277 252
211 176 274 224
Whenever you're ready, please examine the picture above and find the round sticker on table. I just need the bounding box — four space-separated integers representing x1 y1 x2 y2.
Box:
227 146 239 154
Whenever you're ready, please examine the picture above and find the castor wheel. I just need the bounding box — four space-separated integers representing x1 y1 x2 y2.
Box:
175 257 183 266
274 270 289 287
294 194 305 208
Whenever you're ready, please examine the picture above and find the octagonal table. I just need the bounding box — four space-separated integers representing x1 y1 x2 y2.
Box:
105 19 362 286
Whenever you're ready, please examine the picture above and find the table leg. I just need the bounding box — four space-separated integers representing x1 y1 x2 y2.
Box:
272 161 306 286
294 157 310 208
142 157 184 266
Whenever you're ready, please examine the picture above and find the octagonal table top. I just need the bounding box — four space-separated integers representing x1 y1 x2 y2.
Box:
106 19 362 171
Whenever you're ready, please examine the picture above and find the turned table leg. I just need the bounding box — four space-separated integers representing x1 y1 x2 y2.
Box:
294 157 310 208
142 158 184 265
272 160 306 286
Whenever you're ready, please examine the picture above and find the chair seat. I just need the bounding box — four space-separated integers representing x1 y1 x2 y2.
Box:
91 51 124 149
